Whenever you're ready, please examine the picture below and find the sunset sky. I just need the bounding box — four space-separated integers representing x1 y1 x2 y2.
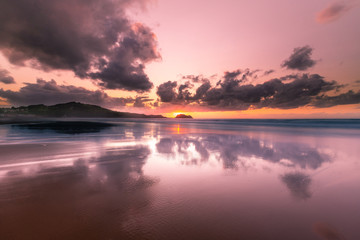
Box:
0 0 359 118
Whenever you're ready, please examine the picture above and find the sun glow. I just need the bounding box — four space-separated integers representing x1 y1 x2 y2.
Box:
171 112 184 118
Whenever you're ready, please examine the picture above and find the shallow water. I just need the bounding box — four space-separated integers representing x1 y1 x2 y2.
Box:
0 119 359 240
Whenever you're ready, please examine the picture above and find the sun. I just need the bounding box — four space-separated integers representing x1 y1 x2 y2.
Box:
172 112 184 117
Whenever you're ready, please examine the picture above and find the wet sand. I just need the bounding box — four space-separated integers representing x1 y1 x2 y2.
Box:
0 119 359 239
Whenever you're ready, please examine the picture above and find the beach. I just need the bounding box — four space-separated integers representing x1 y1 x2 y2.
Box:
0 119 359 239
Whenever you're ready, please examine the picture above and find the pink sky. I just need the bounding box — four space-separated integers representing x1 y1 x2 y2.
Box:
139 0 359 85
0 0 359 118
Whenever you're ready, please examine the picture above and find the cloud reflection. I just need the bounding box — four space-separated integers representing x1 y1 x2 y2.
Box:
281 172 312 200
0 145 156 239
155 134 331 170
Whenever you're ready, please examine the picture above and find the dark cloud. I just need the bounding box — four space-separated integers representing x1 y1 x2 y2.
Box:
0 79 134 107
312 90 360 108
0 98 8 106
157 71 348 110
191 80 212 101
88 24 159 91
257 74 336 109
317 2 353 24
133 96 153 108
223 69 242 82
177 81 192 100
157 79 213 105
179 76 212 101
0 0 160 92
279 74 299 81
282 46 316 71
182 75 209 83
263 69 275 76
156 81 177 102
155 46 357 110
281 172 312 200
223 69 259 83
0 69 15 84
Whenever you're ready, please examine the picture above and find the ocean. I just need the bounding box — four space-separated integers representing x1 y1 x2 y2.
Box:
0 118 359 239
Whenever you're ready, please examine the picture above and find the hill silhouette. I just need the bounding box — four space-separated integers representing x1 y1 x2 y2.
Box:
175 114 193 119
0 102 165 118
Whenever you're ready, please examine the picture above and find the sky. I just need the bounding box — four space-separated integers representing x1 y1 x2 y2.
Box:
0 0 359 118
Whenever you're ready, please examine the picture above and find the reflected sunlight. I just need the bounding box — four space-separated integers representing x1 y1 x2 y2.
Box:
172 112 184 118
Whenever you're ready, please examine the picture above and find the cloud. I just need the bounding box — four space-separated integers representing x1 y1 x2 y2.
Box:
256 74 337 109
312 90 360 108
191 80 212 101
0 98 8 106
317 2 354 24
0 0 160 92
182 75 208 83
0 69 15 84
263 69 275 76
156 81 178 102
0 79 135 107
177 81 192 101
133 96 153 108
156 46 358 111
157 79 212 105
157 70 352 110
282 46 316 71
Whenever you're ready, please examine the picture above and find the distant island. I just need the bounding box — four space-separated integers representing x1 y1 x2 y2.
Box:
175 114 193 119
0 102 165 119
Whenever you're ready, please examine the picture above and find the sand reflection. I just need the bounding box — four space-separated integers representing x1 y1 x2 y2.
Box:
0 144 157 239
0 120 358 240
155 134 331 170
